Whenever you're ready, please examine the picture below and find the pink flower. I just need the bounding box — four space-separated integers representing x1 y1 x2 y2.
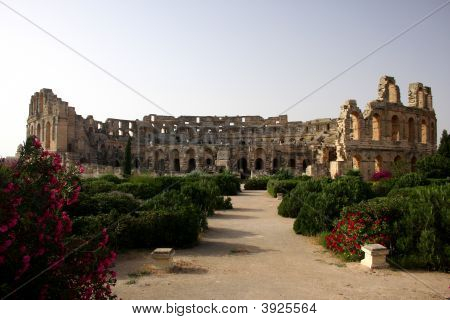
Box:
79 166 85 174
33 137 42 148
22 255 31 264
0 225 8 233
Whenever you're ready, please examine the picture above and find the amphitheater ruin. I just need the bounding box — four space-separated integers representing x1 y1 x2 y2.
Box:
26 76 437 180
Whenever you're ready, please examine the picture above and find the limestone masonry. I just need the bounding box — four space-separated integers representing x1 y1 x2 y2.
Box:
26 76 437 180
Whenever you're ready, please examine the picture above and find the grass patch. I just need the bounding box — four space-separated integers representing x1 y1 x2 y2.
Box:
127 270 152 278
126 279 137 285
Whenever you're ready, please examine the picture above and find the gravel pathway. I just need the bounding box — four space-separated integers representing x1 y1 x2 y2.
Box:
113 189 449 299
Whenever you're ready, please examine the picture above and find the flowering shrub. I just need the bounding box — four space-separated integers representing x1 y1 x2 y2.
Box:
325 198 402 261
0 137 116 299
371 170 392 181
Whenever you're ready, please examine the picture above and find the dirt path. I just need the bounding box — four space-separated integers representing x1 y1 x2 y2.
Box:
113 190 449 299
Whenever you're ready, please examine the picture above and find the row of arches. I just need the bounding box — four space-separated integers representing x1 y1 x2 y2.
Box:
28 119 57 149
352 154 417 173
350 113 435 145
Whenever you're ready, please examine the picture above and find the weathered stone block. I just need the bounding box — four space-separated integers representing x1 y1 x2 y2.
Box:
361 244 389 269
151 248 175 270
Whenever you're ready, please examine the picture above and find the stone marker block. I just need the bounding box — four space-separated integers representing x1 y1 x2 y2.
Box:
277 193 283 200
151 248 175 269
361 244 389 269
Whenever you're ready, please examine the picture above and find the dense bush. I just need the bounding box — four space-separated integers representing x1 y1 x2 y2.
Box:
215 196 233 210
244 176 270 190
326 197 403 260
416 154 450 179
370 178 397 197
267 179 302 197
326 185 449 270
0 137 116 299
371 170 392 181
180 179 221 217
390 185 450 270
392 172 428 189
293 176 371 235
212 171 240 195
81 179 116 195
272 168 295 180
97 174 123 184
278 178 327 218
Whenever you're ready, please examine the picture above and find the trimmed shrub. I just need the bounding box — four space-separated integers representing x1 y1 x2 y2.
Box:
371 178 397 197
293 176 371 235
92 191 140 215
267 179 301 197
98 174 123 184
272 168 295 180
277 178 327 218
244 176 270 190
81 179 116 194
213 171 240 195
215 196 233 210
392 172 428 189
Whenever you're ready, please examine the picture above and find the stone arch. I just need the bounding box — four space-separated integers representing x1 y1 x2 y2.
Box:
45 121 51 149
352 154 361 170
238 157 248 173
154 149 165 171
408 117 415 143
375 155 383 173
37 123 41 141
170 149 180 172
30 124 34 137
186 148 196 172
391 115 400 141
272 158 279 170
302 159 310 173
255 158 264 170
372 114 381 141
394 155 401 163
204 147 214 168
421 119 427 144
289 158 296 169
350 112 360 140
430 122 435 145
52 117 56 141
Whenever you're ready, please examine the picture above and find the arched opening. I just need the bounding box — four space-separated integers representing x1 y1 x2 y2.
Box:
352 154 361 170
394 155 401 163
187 158 196 172
430 122 435 145
391 115 400 141
30 125 34 137
272 158 279 170
206 158 213 166
173 159 180 172
37 123 41 141
350 112 360 140
421 120 427 144
237 158 248 172
411 156 417 172
255 158 264 170
408 118 415 143
52 118 56 141
134 158 140 169
375 155 383 173
372 114 381 141
114 160 120 167
157 159 165 172
289 158 296 169
302 159 309 173
45 122 51 149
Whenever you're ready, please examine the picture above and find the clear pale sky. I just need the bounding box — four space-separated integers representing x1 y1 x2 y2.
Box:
1 0 449 156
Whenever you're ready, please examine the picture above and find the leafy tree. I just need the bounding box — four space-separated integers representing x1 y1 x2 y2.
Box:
438 129 450 159
123 137 132 177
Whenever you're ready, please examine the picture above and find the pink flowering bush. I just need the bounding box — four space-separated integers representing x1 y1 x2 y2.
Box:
0 137 116 299
371 170 392 181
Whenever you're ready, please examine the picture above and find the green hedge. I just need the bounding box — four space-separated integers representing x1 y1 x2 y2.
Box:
293 176 371 235
267 179 305 197
81 179 117 194
244 176 270 190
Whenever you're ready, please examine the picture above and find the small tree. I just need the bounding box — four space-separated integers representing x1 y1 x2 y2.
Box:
438 129 450 159
123 137 132 177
